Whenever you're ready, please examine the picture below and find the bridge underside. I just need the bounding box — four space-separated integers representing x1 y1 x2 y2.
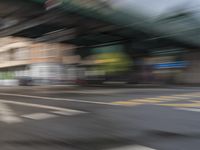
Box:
0 0 198 58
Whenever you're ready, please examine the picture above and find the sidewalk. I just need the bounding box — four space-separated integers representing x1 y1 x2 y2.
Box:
0 85 79 92
0 83 199 92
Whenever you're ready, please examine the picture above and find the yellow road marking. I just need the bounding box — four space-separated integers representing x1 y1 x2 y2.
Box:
157 101 200 108
189 93 200 96
112 101 143 106
153 97 173 101
158 96 189 100
174 94 192 97
112 93 199 107
145 98 163 101
190 95 200 98
112 98 162 106
174 93 200 98
131 99 161 103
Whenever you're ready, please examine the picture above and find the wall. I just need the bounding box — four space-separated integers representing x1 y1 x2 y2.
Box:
175 52 200 84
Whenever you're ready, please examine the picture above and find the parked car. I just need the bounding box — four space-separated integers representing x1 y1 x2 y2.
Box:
18 76 32 86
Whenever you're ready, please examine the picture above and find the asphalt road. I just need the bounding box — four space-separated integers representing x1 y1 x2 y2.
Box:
0 86 200 150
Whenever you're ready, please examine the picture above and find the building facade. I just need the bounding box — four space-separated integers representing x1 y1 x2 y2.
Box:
0 37 78 85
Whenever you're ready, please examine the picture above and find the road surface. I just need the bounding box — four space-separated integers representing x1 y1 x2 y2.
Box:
0 86 200 150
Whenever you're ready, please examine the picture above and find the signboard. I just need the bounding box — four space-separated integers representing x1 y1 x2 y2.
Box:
154 61 188 69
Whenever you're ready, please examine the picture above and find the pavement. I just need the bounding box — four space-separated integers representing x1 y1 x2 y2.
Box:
0 86 200 149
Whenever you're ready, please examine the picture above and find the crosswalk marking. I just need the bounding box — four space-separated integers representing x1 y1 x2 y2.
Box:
22 113 57 120
0 99 89 123
112 96 188 106
0 99 85 113
0 102 22 123
111 92 200 106
106 145 156 150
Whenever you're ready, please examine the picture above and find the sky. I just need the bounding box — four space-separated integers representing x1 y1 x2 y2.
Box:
110 0 200 18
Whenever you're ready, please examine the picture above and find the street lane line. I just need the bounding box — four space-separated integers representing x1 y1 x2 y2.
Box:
106 145 156 150
22 113 56 120
112 101 143 106
176 108 200 112
0 93 118 106
51 110 85 116
0 99 86 113
0 102 22 123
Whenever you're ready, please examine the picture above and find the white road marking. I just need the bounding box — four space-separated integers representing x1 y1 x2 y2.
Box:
106 145 156 150
51 110 85 116
177 108 200 112
0 92 197 107
0 92 117 106
0 102 22 123
158 96 188 100
0 99 86 114
190 95 200 98
22 113 56 120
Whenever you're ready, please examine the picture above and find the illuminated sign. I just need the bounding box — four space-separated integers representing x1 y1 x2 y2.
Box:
154 61 188 69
